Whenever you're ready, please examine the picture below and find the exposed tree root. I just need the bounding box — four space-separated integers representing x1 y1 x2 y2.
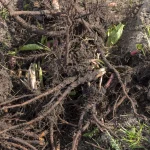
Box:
0 0 148 149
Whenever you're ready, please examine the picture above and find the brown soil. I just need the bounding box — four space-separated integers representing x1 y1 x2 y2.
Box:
0 0 149 150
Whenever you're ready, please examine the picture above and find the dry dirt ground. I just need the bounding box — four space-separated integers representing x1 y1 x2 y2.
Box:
0 0 150 150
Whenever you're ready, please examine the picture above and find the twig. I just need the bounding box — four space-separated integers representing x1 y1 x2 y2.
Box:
103 95 125 118
72 111 86 150
58 116 77 127
18 130 39 139
72 121 90 150
104 73 114 89
85 141 105 150
0 94 35 106
72 103 93 150
65 26 70 65
7 142 28 150
92 102 122 139
26 140 43 145
113 96 126 117
65 4 73 65
10 10 66 17
5 137 37 150
50 122 55 150
92 104 111 131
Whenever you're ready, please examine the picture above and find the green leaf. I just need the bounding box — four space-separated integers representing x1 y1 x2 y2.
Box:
136 44 143 50
19 44 44 51
106 23 125 47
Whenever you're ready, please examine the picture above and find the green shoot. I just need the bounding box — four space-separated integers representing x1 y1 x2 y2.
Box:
136 44 145 56
120 124 146 149
145 26 150 49
38 64 44 88
146 26 150 37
